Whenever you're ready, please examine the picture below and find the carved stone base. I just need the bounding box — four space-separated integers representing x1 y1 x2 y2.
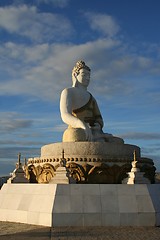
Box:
26 142 156 184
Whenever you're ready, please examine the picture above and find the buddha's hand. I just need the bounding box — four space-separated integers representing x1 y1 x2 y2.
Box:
81 122 93 141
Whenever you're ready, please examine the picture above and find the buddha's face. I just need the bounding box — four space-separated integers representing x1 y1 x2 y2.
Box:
76 68 90 87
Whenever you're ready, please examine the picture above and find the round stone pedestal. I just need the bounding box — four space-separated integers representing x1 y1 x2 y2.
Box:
41 142 140 159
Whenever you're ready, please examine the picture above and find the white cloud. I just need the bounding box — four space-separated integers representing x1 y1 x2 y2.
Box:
36 0 69 7
84 12 120 37
0 42 51 64
0 36 160 104
0 38 121 101
0 5 73 42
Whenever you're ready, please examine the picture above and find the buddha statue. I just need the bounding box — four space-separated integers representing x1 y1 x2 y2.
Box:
60 60 123 143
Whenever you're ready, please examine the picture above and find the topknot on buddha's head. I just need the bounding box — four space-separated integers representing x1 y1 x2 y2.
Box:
72 60 90 76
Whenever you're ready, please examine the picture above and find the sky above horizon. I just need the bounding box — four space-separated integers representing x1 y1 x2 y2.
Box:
0 0 160 176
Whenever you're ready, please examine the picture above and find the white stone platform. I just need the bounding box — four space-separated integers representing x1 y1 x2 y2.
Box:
0 184 160 227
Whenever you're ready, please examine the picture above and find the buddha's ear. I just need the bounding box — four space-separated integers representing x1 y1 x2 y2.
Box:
72 73 78 87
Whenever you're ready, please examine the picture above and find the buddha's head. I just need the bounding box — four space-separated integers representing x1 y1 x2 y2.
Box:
72 60 91 87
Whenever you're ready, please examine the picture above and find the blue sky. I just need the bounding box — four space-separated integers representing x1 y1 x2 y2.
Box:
0 0 160 176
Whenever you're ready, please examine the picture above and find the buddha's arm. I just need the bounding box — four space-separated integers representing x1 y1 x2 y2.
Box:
60 88 93 141
60 88 86 129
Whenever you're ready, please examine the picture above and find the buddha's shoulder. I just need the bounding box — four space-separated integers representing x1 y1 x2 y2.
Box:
61 87 79 95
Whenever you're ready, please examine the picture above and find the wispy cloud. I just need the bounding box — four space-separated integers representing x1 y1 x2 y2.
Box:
0 139 45 146
0 147 40 159
0 112 33 133
141 144 160 170
84 12 120 37
54 123 67 132
119 132 160 140
36 0 69 7
0 110 63 148
0 5 73 43
142 146 160 155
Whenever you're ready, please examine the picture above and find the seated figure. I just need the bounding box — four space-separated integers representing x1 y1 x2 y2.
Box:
60 60 123 143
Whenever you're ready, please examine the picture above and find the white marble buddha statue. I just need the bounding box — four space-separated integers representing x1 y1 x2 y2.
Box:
60 60 123 143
